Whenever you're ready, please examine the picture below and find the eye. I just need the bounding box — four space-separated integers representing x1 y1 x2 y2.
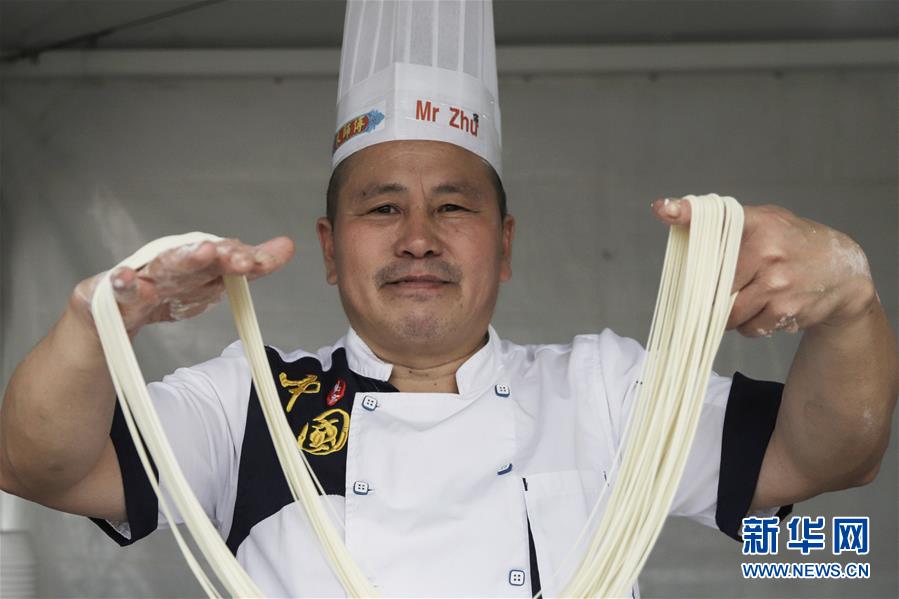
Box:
369 204 399 215
438 203 468 213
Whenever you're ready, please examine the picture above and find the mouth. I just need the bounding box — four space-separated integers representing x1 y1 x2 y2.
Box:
384 274 453 291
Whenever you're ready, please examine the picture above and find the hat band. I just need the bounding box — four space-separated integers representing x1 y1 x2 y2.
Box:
332 63 502 177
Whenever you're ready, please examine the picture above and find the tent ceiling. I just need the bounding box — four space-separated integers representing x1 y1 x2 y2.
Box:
2 0 897 54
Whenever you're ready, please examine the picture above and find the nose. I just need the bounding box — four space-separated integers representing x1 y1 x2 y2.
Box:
394 204 443 259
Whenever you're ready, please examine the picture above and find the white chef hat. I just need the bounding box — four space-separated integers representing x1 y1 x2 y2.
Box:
332 0 502 177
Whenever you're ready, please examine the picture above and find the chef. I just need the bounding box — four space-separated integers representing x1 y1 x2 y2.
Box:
0 1 895 597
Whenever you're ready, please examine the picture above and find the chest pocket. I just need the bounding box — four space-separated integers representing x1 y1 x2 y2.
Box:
524 469 607 598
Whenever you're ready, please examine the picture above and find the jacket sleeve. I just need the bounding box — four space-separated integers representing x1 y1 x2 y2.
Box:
594 329 791 541
90 341 253 545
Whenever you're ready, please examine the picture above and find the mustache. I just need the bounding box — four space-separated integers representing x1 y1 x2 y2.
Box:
375 260 462 287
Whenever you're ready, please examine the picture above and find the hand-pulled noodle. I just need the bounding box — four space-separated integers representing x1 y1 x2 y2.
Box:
91 194 743 598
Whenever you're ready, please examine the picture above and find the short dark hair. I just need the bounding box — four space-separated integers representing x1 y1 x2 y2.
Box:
326 155 507 225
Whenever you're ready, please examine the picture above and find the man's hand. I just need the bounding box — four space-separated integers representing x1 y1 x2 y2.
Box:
652 197 896 508
0 235 295 521
71 236 296 336
650 198 876 336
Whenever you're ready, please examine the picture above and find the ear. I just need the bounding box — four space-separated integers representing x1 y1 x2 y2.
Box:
316 217 338 285
499 214 515 282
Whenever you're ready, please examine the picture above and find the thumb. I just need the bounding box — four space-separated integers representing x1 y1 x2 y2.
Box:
651 197 692 226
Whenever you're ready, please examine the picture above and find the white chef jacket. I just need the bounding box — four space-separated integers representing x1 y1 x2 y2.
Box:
94 325 788 597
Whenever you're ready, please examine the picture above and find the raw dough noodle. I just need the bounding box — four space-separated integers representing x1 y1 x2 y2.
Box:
91 193 742 598
553 194 744 597
91 233 377 598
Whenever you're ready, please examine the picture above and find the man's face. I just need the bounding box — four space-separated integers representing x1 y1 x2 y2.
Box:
317 140 514 363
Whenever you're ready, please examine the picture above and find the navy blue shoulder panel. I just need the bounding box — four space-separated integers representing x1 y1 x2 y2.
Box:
225 346 396 553
716 371 792 541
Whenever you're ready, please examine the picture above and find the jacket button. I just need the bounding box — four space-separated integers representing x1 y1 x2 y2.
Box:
352 481 370 495
361 395 378 411
494 384 511 397
509 569 526 586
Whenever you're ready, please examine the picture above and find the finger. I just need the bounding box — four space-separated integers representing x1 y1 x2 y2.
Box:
727 285 768 332
255 236 296 265
247 236 296 280
735 285 815 337
729 263 794 331
197 238 277 282
739 204 767 243
214 239 256 273
193 237 294 277
73 271 106 307
730 227 778 293
651 197 692 227
111 267 141 305
124 237 292 325
122 243 216 325
167 294 222 321
142 241 220 288
145 239 254 292
115 276 170 332
161 278 227 322
170 278 226 308
730 242 760 294
737 304 801 337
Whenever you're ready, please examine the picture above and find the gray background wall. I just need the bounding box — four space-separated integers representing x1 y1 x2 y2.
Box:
1 50 897 599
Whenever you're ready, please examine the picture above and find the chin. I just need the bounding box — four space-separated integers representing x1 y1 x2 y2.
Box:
393 313 454 344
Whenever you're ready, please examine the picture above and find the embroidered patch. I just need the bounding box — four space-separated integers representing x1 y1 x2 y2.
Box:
297 408 350 456
326 379 347 406
332 109 385 154
279 373 321 413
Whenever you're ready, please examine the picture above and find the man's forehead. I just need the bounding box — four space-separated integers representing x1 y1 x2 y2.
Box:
345 139 481 163
347 140 483 172
340 141 492 190
355 179 485 200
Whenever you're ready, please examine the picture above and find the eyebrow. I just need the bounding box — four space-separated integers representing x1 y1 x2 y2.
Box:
357 181 483 201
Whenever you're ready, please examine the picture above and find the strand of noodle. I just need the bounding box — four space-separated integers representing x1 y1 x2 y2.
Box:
607 198 735 592
594 196 738 596
91 193 740 598
92 249 258 597
537 199 700 597
600 196 729 592
93 285 227 598
91 232 377 597
532 228 688 599
571 200 705 595
600 199 722 576
223 274 375 594
534 202 688 598
555 194 743 597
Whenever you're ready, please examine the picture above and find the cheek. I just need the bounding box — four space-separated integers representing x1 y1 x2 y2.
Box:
451 227 504 282
334 228 386 290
